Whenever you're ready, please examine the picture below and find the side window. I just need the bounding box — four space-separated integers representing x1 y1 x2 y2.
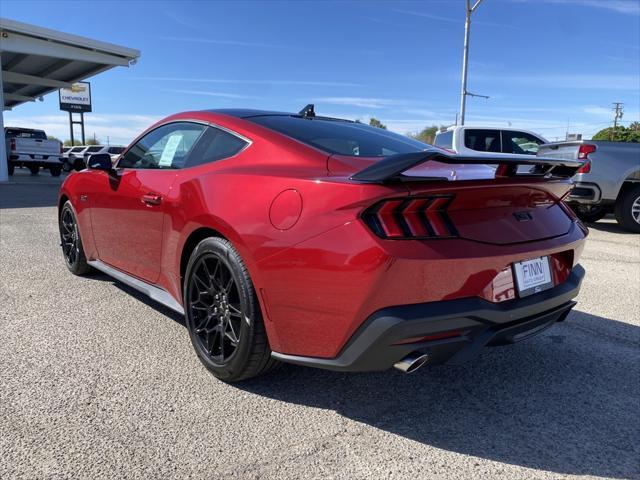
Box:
464 129 501 153
119 122 205 169
502 131 544 155
434 130 453 149
184 126 248 168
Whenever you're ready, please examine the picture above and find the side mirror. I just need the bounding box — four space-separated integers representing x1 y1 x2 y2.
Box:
86 153 113 171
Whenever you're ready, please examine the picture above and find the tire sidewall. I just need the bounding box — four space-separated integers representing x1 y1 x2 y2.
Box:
59 201 85 274
616 185 640 233
183 237 258 380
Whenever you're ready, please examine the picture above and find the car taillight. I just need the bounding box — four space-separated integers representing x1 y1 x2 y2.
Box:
576 144 595 173
362 195 458 239
10 139 16 151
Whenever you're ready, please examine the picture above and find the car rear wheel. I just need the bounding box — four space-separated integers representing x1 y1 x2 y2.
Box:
573 204 607 223
614 185 640 233
29 166 39 175
50 165 62 177
59 201 92 275
184 237 278 382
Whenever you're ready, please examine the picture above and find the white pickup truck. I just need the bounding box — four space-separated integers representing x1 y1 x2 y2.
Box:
5 127 63 177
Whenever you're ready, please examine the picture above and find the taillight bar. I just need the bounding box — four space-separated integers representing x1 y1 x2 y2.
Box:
362 195 458 239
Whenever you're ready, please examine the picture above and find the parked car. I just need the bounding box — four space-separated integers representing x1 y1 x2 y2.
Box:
538 140 640 232
63 145 89 172
59 107 587 382
81 145 125 167
434 125 547 157
5 127 63 176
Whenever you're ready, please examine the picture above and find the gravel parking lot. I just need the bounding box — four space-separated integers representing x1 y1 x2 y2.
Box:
1 170 639 480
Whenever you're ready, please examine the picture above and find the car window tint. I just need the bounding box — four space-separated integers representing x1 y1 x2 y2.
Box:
248 115 428 156
108 147 124 154
70 147 85 152
185 126 248 168
86 146 102 153
464 129 501 153
502 131 544 155
119 122 205 169
434 130 453 149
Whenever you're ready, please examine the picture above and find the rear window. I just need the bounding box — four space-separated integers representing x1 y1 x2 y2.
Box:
248 115 428 156
85 146 103 153
434 130 453 149
5 129 47 140
70 147 85 152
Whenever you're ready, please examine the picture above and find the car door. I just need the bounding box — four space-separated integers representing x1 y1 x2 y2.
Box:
89 121 206 283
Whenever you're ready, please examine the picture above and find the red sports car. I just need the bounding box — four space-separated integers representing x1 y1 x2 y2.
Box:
58 106 587 381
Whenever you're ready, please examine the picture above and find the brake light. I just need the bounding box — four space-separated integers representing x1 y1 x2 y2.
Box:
362 195 458 239
576 144 595 173
10 139 16 151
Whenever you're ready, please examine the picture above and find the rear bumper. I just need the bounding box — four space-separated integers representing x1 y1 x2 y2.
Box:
9 154 62 165
272 264 585 372
567 182 602 204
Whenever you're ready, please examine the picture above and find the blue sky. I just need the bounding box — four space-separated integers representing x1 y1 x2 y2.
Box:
2 0 639 144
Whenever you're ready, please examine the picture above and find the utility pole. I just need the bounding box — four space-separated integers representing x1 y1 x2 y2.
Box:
459 0 485 125
611 102 624 140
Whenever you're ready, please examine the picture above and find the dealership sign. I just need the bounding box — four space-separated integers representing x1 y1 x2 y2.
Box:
59 82 92 112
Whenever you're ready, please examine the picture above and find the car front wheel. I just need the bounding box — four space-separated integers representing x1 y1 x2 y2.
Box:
183 237 278 382
59 201 92 275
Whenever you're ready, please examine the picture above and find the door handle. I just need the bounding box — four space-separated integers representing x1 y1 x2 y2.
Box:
141 194 162 206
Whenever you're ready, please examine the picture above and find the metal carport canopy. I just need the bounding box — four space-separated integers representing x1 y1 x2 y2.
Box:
0 17 140 182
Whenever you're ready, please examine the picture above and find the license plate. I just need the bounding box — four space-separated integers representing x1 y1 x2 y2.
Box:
34 155 43 159
513 256 553 297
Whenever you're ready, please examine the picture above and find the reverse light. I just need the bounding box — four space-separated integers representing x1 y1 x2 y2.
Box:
576 144 596 173
362 195 458 239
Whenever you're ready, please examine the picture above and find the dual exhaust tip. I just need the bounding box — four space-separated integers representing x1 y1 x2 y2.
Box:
393 352 429 373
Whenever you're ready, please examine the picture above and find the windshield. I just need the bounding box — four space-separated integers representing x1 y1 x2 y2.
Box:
248 115 429 157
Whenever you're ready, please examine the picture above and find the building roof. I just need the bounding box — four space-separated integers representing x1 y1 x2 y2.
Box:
0 17 140 110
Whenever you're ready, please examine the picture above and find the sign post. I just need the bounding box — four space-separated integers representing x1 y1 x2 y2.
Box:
59 82 92 145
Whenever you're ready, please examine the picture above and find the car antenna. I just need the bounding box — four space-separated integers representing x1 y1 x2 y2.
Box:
298 104 315 118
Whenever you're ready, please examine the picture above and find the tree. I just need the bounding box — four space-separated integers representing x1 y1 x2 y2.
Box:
369 118 387 129
63 139 82 146
85 137 101 145
592 124 640 143
47 135 61 143
408 125 443 144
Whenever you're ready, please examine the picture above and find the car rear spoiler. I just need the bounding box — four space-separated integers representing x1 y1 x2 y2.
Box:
349 149 584 183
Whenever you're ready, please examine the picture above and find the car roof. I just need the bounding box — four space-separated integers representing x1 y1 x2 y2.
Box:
204 109 293 118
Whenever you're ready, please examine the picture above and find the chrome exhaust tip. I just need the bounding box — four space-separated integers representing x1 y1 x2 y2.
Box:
393 352 429 373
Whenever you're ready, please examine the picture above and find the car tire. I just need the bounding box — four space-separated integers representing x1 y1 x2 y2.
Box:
614 185 640 233
573 204 607 223
183 237 278 382
7 163 14 176
59 201 92 275
50 165 62 177
62 162 71 172
29 166 39 175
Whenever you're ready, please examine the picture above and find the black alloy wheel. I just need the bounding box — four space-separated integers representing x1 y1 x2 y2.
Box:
59 201 91 275
184 237 277 381
188 253 244 364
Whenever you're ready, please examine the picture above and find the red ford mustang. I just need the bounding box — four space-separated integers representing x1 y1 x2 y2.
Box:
58 106 587 381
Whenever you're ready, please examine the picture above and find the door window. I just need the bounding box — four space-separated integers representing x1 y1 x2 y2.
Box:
185 126 248 168
502 131 544 155
119 122 205 169
464 129 501 153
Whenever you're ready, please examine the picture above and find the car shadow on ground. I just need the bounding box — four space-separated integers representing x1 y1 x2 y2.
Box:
585 219 637 235
87 273 639 478
233 310 639 479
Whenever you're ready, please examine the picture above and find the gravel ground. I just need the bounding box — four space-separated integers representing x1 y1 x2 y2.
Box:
1 170 639 480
